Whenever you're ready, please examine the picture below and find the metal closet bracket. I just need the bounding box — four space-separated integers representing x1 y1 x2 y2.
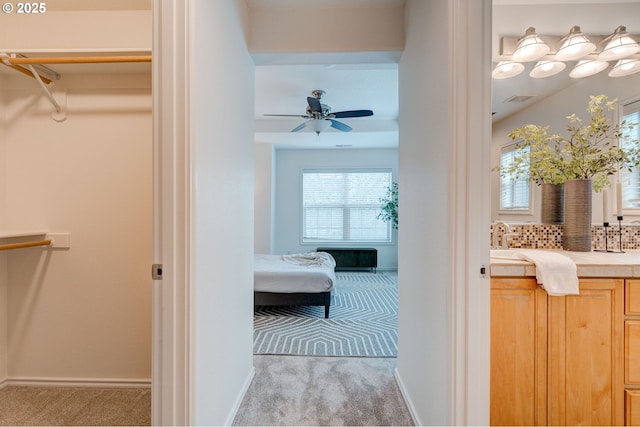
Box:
0 53 65 122
24 64 66 122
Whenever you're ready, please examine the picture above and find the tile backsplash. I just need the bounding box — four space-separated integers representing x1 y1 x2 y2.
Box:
491 223 640 251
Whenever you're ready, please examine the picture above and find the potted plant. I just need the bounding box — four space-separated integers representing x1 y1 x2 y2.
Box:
501 94 640 251
378 182 398 230
498 124 568 224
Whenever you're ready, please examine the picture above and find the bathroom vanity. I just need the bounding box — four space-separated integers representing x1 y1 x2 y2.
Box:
490 250 640 426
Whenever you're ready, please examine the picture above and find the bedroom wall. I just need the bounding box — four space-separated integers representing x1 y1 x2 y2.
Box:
492 73 640 223
272 147 399 270
254 143 275 254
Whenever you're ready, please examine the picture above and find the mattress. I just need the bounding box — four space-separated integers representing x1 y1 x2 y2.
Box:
254 252 336 293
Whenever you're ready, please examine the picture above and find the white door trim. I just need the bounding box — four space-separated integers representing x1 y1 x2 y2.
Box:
152 1 191 425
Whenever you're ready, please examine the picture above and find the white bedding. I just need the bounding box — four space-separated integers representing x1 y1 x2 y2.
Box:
254 252 336 293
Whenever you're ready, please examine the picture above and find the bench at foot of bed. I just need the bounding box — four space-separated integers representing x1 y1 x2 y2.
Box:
254 291 331 318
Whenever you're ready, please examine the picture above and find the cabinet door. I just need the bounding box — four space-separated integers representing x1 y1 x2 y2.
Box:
491 278 547 426
625 320 640 385
547 279 624 426
626 390 640 426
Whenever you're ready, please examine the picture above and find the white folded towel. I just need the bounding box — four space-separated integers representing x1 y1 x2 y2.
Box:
512 250 579 296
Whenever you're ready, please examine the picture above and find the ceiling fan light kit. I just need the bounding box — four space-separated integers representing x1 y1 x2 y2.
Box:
494 25 640 79
264 90 374 135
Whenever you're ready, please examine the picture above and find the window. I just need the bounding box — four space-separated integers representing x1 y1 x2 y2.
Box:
302 169 392 243
499 143 532 212
621 98 640 210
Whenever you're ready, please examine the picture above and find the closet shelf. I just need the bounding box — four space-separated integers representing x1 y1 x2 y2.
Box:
0 230 48 239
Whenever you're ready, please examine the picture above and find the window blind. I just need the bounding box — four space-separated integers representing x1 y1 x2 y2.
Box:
499 144 530 210
302 169 392 243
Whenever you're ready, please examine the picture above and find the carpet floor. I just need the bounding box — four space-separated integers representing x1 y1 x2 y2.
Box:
0 386 151 426
233 355 414 426
254 272 398 357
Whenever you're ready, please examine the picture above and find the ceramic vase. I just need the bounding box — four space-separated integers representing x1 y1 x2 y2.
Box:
541 183 564 225
562 179 592 252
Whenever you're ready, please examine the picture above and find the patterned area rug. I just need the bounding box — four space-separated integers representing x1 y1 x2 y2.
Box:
254 272 398 357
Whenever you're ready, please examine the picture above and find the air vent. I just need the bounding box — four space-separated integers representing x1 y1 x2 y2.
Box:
504 95 536 103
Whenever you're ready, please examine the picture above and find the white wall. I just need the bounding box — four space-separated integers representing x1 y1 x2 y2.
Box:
190 0 255 425
271 148 399 269
492 74 640 223
397 0 491 424
2 74 152 383
397 1 453 423
248 3 404 55
254 143 274 254
0 76 6 385
0 6 152 385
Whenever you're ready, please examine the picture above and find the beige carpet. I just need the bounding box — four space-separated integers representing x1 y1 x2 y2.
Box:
0 386 151 426
233 355 414 426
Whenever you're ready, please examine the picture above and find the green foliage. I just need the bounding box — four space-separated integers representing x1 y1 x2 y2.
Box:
495 95 640 192
378 182 398 229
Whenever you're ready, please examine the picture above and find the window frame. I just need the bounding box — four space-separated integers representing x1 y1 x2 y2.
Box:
300 168 394 245
620 96 640 215
497 141 534 216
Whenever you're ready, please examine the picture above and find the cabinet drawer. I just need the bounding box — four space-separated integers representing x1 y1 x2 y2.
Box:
626 320 640 384
627 390 640 426
626 280 640 315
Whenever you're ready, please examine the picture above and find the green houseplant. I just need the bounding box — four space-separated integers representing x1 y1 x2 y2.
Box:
378 182 398 230
499 94 640 251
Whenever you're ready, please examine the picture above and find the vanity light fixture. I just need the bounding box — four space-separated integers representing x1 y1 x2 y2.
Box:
530 60 566 78
608 58 640 77
598 25 640 61
512 27 550 62
569 59 610 78
492 61 525 79
555 26 596 61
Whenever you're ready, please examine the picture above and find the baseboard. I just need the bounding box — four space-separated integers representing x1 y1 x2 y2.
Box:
6 377 151 388
394 367 421 426
0 377 7 390
225 366 256 427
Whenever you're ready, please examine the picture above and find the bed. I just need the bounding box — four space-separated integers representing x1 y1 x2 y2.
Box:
254 252 337 318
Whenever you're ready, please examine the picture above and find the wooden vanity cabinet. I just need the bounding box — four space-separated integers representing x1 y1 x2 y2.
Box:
491 277 624 426
625 280 640 425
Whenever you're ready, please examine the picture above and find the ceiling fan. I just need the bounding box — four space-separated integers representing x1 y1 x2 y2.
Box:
264 89 374 135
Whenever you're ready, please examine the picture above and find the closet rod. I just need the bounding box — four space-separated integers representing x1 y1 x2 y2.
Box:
4 55 152 65
0 239 51 251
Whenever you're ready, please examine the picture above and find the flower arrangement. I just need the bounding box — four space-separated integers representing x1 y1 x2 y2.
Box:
498 94 640 192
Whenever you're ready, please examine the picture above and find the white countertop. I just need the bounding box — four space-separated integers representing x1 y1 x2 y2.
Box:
490 249 640 278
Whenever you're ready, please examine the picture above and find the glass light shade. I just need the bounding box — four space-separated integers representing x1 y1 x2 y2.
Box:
608 59 640 77
530 60 566 78
312 119 331 134
569 60 610 78
492 61 525 79
598 26 640 61
555 26 596 61
512 27 550 62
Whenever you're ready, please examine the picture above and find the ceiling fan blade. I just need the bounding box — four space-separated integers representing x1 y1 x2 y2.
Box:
307 97 323 114
291 122 308 132
332 110 374 118
330 119 352 132
264 114 311 118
